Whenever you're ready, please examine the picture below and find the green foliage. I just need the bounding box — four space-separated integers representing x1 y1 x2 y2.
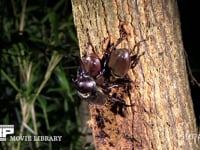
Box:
0 0 83 149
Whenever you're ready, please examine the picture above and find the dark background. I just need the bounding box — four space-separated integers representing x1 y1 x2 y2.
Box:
178 0 200 126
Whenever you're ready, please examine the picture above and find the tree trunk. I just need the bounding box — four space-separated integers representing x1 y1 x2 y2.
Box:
71 0 199 149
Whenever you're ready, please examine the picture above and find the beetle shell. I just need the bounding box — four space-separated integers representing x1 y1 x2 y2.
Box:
75 75 96 93
108 49 131 78
82 54 101 77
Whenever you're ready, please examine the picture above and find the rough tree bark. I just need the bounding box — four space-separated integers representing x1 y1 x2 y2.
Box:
71 0 199 149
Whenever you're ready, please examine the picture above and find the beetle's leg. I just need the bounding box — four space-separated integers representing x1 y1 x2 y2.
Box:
131 39 146 54
110 97 134 107
96 46 111 81
107 84 123 90
130 39 147 69
82 41 98 59
96 59 108 79
117 75 133 83
130 52 145 69
109 23 130 51
129 39 146 68
105 84 126 90
106 28 128 52
95 130 110 145
106 77 132 89
111 36 125 50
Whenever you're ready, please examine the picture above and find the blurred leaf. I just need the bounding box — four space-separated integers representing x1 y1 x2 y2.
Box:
54 65 75 102
38 96 50 130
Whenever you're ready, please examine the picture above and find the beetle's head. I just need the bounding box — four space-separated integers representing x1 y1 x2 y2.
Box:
75 73 96 99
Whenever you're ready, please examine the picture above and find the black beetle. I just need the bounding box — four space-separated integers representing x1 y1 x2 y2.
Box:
74 68 130 106
73 54 103 104
73 29 142 107
73 46 133 106
73 43 109 105
80 43 102 78
108 48 131 78
73 46 107 105
103 35 146 80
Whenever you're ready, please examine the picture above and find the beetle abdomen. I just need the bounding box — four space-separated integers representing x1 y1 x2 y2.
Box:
108 49 131 78
82 54 101 77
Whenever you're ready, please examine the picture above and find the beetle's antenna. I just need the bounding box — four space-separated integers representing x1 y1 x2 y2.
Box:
86 29 96 54
83 42 97 56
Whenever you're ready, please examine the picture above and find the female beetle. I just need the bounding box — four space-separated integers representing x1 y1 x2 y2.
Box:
102 32 146 80
108 48 131 78
108 41 145 79
80 43 102 78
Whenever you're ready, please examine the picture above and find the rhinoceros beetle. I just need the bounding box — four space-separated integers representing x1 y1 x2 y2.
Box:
73 43 133 107
74 59 131 106
102 33 146 81
74 25 146 107
80 43 102 78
